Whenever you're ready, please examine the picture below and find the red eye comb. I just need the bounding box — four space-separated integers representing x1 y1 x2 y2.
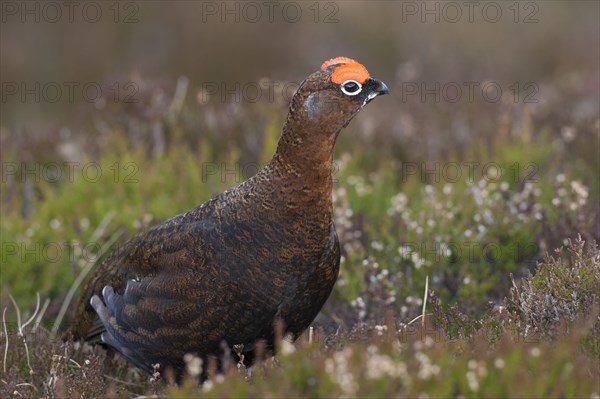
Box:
321 57 359 70
321 57 370 84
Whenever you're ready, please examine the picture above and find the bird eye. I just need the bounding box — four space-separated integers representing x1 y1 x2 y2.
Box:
341 80 362 96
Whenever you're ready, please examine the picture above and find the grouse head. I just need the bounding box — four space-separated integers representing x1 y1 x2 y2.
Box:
279 57 389 162
288 57 388 132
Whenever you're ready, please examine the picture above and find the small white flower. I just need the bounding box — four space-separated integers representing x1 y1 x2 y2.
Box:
280 337 296 356
494 358 505 369
371 241 384 251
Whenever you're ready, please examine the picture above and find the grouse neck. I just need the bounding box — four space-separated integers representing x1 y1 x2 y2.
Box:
272 123 339 190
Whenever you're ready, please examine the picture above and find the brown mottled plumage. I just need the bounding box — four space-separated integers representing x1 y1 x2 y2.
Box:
70 57 388 377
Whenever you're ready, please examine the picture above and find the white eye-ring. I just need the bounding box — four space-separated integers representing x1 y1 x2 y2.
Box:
341 80 362 96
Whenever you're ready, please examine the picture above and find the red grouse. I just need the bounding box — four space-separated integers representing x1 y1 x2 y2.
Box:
70 57 389 377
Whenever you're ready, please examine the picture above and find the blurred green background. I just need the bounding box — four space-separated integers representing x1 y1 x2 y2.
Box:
1 1 598 326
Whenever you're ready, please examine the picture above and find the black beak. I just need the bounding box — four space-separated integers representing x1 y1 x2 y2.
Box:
373 79 390 96
363 78 389 105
